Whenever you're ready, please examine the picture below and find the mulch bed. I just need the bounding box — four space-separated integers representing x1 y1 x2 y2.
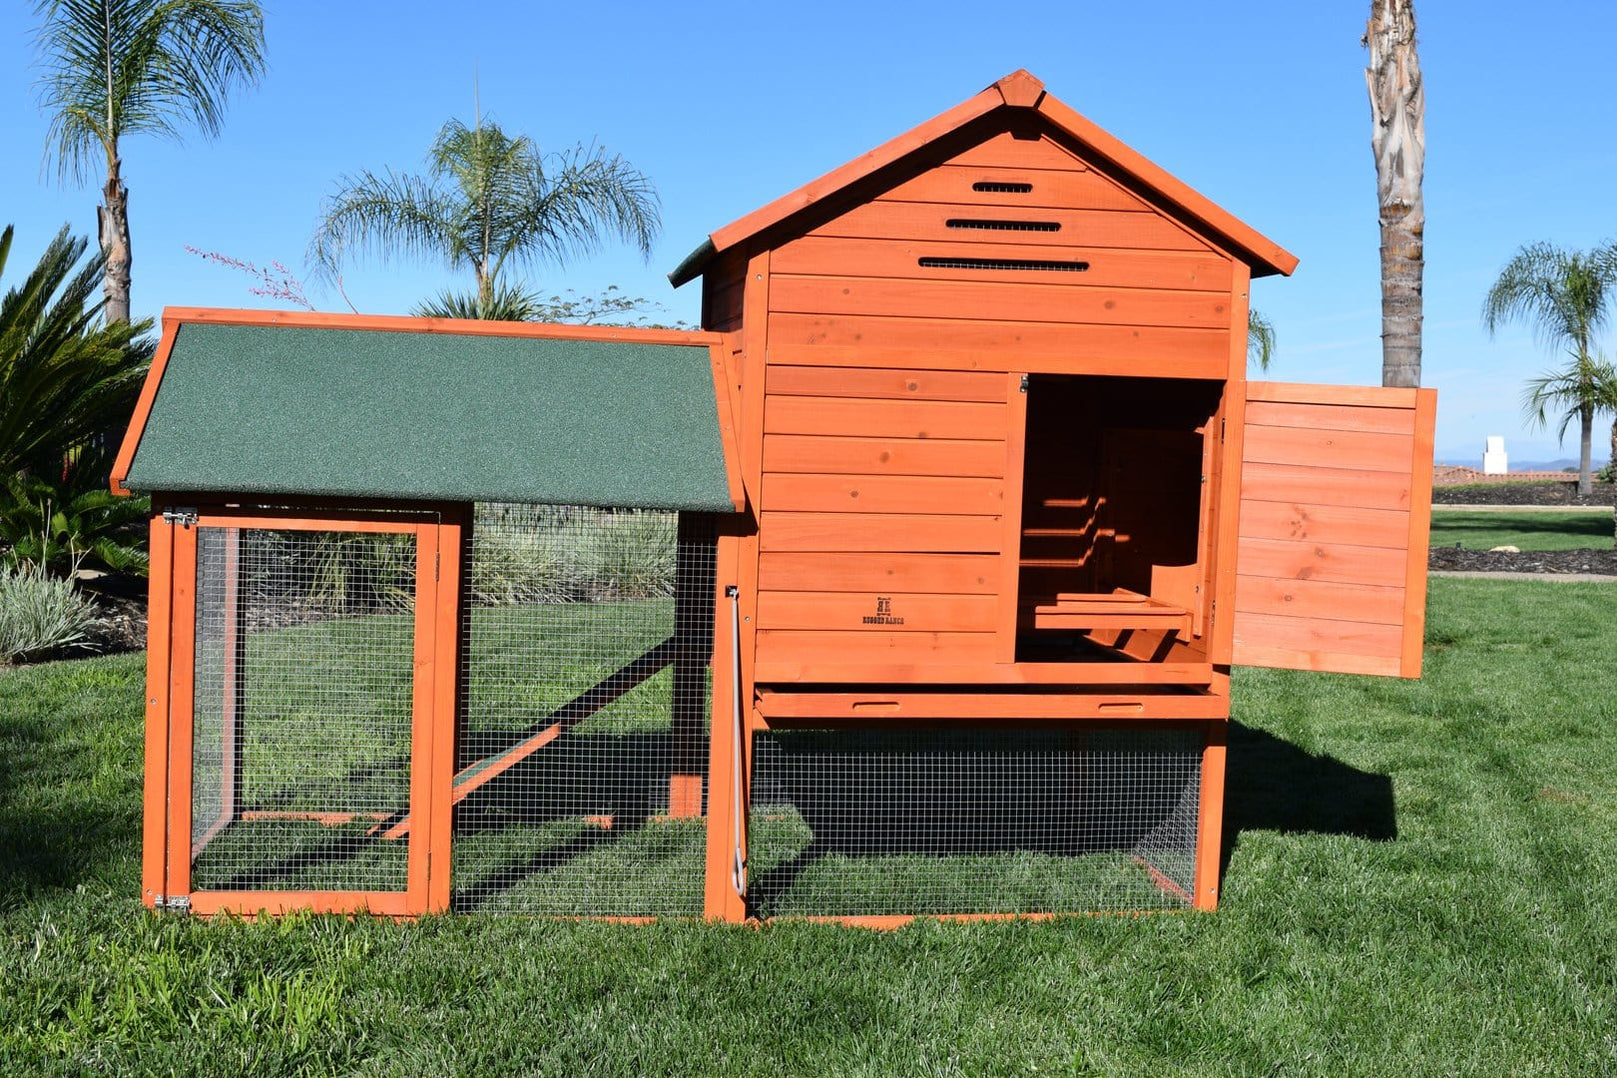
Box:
1433 481 1617 507
1428 547 1617 576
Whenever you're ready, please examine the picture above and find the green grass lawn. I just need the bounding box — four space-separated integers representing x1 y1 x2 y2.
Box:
3 578 1616 1073
1430 508 1613 551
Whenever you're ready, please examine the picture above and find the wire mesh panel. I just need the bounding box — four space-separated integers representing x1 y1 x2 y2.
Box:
188 525 418 893
451 505 715 915
747 725 1203 917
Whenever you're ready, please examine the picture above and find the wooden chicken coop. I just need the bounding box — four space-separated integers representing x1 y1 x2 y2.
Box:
119 70 1434 923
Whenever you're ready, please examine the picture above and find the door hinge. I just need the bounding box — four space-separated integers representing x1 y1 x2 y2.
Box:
1019 374 1029 393
161 507 198 527
156 894 191 914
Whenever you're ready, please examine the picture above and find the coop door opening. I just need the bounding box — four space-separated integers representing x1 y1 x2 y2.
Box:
449 505 714 916
746 724 1204 917
1016 375 1219 663
174 514 437 914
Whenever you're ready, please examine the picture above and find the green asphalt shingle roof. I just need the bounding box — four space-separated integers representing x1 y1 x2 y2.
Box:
121 322 736 512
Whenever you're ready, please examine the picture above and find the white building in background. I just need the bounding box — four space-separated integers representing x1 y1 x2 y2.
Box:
1483 436 1508 475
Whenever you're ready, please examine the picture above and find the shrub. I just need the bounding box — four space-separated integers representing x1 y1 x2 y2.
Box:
0 562 96 662
0 465 149 578
578 511 675 600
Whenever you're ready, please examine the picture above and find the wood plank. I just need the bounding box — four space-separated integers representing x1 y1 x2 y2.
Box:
770 274 1233 329
751 660 1215 685
1234 575 1405 626
761 433 1005 478
1229 643 1402 679
755 629 997 665
1247 381 1421 409
1238 500 1411 550
763 472 1004 515
1242 424 1416 474
944 131 1094 171
771 235 1233 291
766 313 1230 376
1232 611 1404 661
809 201 1212 252
1245 399 1420 436
756 591 998 632
754 689 1219 721
1194 722 1225 910
758 552 1000 594
759 511 1003 553
1401 389 1438 678
764 394 1006 440
877 164 1146 212
1234 537 1408 588
766 363 1008 402
1238 462 1413 512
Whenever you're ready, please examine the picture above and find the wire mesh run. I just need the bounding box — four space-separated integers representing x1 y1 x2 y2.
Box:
451 505 715 915
747 725 1203 917
189 526 418 892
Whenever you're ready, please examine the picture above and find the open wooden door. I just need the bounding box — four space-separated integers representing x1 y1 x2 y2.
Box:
1231 381 1437 678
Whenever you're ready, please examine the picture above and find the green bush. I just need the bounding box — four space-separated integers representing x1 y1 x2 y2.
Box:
0 465 149 577
579 511 675 600
470 505 675 605
0 561 96 662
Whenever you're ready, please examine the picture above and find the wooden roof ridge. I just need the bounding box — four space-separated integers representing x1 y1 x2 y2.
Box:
668 69 1298 286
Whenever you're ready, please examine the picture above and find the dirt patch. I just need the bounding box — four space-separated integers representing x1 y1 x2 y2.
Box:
1433 481 1617 507
1428 546 1617 576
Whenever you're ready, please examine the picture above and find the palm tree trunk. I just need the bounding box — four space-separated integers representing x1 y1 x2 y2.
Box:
1579 405 1594 496
99 156 132 324
1366 0 1425 389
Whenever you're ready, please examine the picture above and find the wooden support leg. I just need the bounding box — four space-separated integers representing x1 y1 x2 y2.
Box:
1192 719 1228 910
703 523 748 922
670 513 716 817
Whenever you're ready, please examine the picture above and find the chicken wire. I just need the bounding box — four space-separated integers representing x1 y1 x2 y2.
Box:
746 725 1204 917
188 525 418 893
450 505 715 915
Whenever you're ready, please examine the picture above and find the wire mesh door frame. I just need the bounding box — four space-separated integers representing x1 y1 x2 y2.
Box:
144 502 465 916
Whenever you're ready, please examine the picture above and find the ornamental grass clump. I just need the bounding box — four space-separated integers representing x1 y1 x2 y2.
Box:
0 562 96 663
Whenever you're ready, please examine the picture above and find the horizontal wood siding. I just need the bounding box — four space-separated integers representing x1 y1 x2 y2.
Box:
1233 383 1437 678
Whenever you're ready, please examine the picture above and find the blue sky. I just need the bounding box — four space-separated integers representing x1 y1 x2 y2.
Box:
4 1 1615 464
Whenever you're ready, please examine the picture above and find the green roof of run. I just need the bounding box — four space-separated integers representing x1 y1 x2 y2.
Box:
122 322 736 512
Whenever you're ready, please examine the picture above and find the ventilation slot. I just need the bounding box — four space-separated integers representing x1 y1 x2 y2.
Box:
945 219 1061 233
972 181 1034 193
920 257 1090 273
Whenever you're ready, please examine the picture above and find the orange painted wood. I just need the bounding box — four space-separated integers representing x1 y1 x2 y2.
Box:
181 510 423 534
668 775 703 818
996 373 1029 661
425 508 466 912
808 201 1212 253
1238 462 1413 512
1192 721 1226 910
1238 501 1412 550
708 350 746 511
1021 591 1193 634
740 250 771 501
141 515 173 906
757 552 1001 594
878 164 1144 212
165 523 198 899
704 520 749 921
761 434 1005 478
403 522 439 912
1234 537 1408 588
764 394 1007 441
1247 380 1420 409
1242 424 1416 474
188 890 413 917
1234 575 1406 625
112 317 181 495
771 235 1234 292
760 511 1002 553
1209 381 1245 668
1401 389 1438 677
755 629 998 665
756 591 999 633
770 275 1233 330
766 314 1230 377
942 129 1091 171
1245 398 1423 436
1229 643 1402 679
751 659 1215 685
1232 611 1405 664
765 363 1009 402
754 689 1218 720
763 473 1005 516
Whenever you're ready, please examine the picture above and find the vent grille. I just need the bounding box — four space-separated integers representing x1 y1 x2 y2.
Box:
972 181 1034 193
920 256 1089 273
946 218 1061 233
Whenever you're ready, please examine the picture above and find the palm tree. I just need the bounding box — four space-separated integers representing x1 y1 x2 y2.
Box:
1484 241 1617 494
1247 309 1277 370
32 0 267 325
1364 0 1425 388
0 224 153 477
310 118 661 319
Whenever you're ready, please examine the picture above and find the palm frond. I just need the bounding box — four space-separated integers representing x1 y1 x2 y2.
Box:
308 170 463 281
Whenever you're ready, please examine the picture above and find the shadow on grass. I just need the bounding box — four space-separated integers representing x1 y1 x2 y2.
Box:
1221 719 1396 871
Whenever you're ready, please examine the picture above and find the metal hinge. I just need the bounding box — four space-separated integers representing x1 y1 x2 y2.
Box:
161 507 198 527
157 894 191 914
1019 374 1029 393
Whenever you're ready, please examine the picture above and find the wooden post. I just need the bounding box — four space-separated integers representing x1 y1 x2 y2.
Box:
702 519 750 921
141 511 174 908
1192 719 1228 910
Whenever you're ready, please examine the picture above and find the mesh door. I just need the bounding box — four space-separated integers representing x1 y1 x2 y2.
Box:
747 725 1203 917
188 526 418 893
451 505 714 915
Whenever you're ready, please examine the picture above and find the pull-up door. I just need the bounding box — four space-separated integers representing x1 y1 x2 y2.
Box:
1232 381 1437 678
